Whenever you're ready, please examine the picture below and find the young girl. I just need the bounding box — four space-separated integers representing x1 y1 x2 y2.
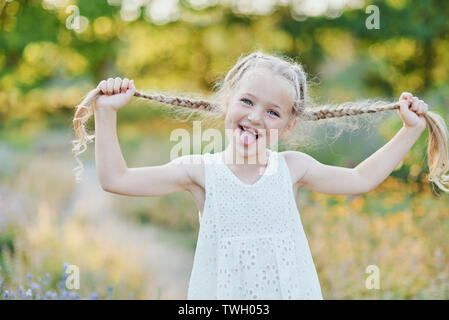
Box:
72 51 449 299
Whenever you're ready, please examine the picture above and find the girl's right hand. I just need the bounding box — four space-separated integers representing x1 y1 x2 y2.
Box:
95 77 136 112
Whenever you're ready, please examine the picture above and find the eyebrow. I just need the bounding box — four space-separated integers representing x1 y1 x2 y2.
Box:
241 93 283 111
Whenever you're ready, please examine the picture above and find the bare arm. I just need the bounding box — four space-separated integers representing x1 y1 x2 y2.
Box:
355 91 428 192
94 77 194 196
355 124 425 192
291 151 369 195
291 124 424 195
101 156 195 197
293 92 428 195
94 107 128 189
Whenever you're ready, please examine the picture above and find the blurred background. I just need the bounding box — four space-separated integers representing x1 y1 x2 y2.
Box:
0 0 448 299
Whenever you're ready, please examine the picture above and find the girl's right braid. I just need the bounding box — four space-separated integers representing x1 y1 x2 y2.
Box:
301 102 449 193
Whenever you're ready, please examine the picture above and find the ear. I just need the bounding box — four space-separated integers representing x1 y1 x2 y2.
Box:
280 117 298 139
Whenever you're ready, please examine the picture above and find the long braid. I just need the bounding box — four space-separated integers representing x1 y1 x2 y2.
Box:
133 90 217 112
302 102 399 121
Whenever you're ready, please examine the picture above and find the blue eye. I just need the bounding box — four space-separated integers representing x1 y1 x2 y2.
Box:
269 110 279 117
241 98 252 106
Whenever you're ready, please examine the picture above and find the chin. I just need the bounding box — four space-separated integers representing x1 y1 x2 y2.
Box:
239 138 271 155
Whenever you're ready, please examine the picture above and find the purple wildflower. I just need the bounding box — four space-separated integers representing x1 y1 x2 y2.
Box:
68 291 80 300
31 282 40 291
58 280 65 290
106 285 113 299
61 290 68 300
45 291 53 299
18 285 24 298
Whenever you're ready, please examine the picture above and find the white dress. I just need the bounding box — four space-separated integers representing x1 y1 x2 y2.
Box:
187 149 323 300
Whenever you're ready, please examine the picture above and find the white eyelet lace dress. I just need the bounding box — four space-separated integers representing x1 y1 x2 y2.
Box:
187 149 323 300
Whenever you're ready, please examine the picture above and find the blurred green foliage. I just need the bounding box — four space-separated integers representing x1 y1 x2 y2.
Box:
1 0 448 167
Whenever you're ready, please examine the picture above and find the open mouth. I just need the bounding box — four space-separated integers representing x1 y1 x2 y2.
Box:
239 125 259 140
237 124 261 146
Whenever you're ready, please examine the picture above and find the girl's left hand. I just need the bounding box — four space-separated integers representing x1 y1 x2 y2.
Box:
397 92 428 129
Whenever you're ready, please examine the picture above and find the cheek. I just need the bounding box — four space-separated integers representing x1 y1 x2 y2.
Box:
227 106 246 121
224 109 242 131
262 124 276 139
265 121 286 139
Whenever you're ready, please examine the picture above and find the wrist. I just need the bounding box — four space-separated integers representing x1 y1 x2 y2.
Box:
402 122 426 134
94 105 117 117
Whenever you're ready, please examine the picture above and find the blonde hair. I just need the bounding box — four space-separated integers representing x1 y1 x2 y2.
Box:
72 51 449 193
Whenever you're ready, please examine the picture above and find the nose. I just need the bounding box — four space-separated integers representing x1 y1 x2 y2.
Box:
247 106 264 125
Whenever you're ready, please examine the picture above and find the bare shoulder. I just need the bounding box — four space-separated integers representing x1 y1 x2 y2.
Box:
280 150 311 188
171 153 205 191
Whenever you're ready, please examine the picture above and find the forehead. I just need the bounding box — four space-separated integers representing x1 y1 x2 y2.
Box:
236 68 294 111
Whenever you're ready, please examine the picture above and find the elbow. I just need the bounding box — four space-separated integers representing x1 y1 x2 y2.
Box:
98 171 127 194
361 179 376 194
361 185 373 194
100 182 115 193
99 177 120 194
355 169 374 194
100 171 124 194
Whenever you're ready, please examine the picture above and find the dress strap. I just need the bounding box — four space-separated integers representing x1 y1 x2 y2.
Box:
198 152 218 223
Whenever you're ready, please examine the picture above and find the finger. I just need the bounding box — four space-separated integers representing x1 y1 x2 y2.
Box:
113 77 121 94
400 92 413 101
107 78 114 95
409 98 418 112
420 102 428 116
417 100 425 115
127 79 136 96
408 96 418 107
398 100 410 115
121 78 129 92
416 105 423 116
413 97 422 111
98 80 107 94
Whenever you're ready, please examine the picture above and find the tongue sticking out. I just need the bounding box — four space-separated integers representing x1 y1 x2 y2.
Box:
240 130 257 145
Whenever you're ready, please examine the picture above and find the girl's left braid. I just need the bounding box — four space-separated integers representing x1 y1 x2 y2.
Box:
133 91 216 111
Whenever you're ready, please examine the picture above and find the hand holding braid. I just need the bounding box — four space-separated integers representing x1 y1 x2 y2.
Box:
72 78 219 182
301 97 448 193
